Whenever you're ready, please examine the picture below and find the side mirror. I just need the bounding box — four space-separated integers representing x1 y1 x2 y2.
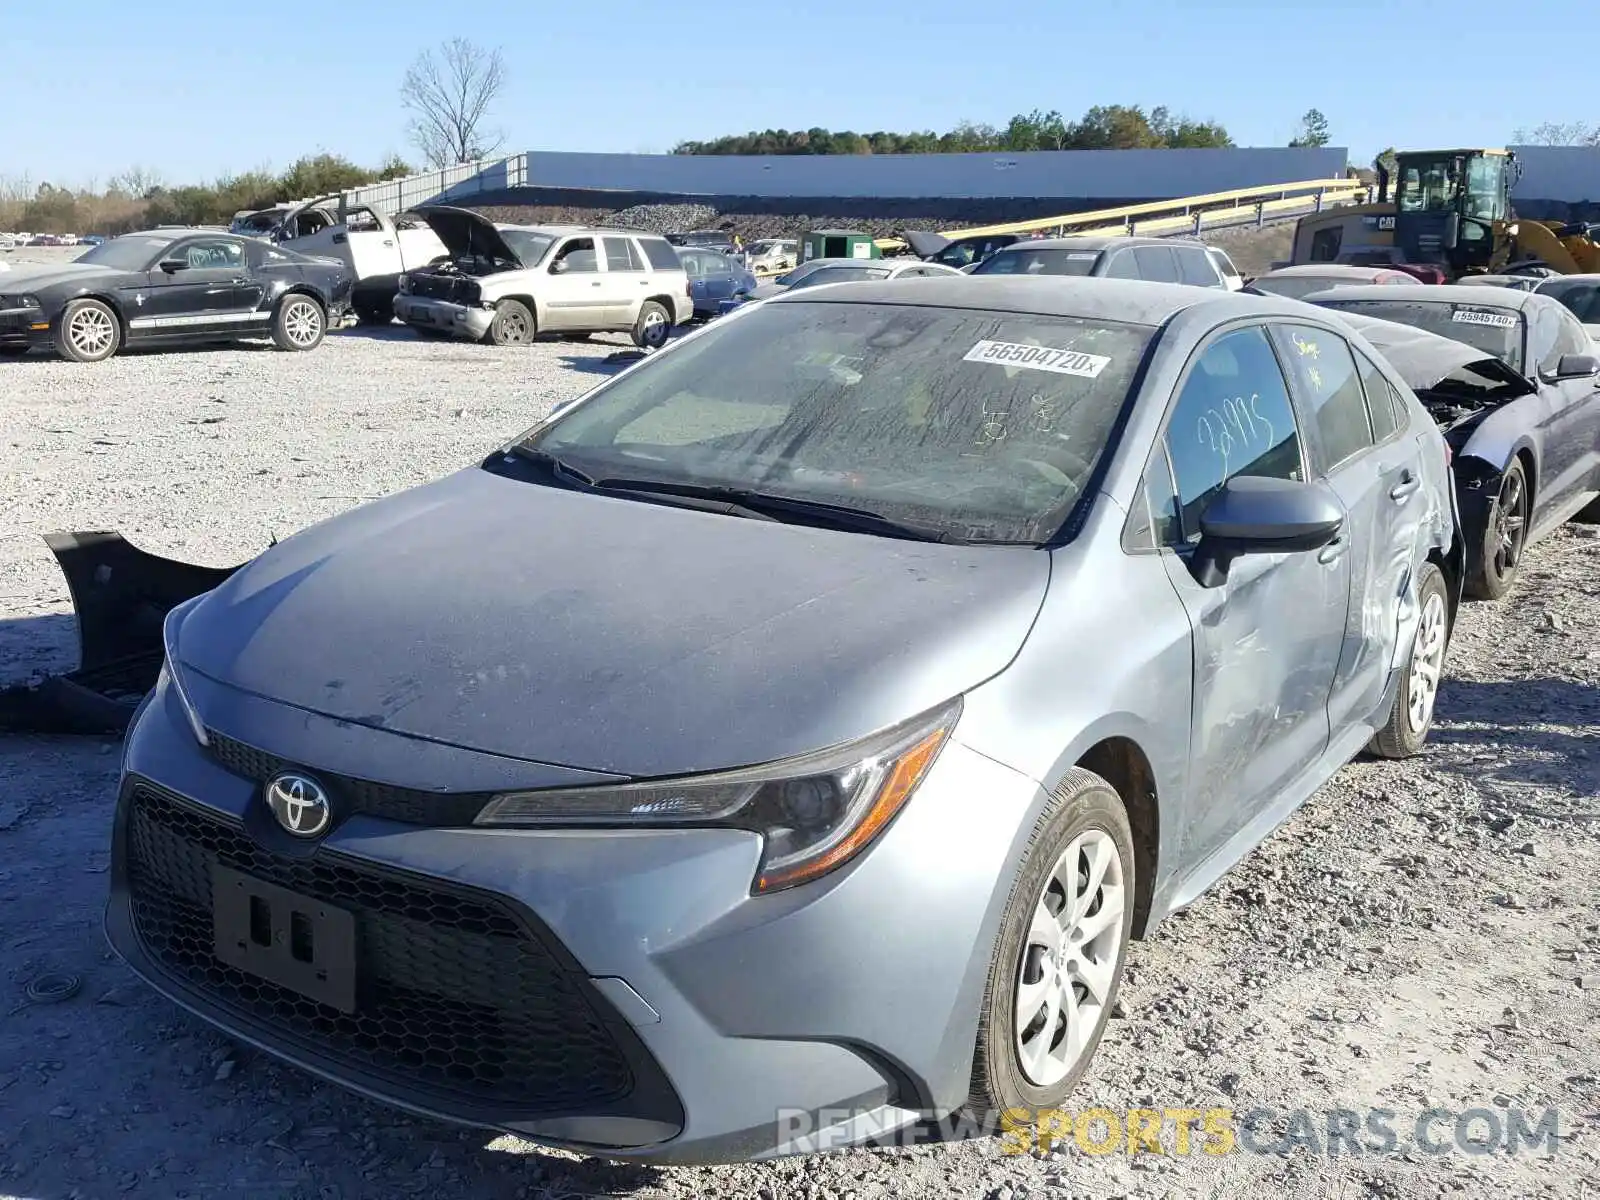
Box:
1189 476 1346 588
1554 353 1599 380
550 259 569 275
158 258 187 273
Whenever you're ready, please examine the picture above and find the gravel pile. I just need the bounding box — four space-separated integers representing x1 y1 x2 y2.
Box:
598 202 721 233
1 318 1598 1199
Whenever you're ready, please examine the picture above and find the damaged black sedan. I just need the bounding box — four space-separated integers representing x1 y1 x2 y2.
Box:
1311 289 1600 599
0 230 352 362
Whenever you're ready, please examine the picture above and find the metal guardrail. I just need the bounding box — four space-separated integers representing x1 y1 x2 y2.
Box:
935 178 1366 240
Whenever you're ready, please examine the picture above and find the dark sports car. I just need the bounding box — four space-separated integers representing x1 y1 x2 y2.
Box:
1310 292 1600 600
0 229 353 363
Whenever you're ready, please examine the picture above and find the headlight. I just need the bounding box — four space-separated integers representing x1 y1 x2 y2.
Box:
475 699 960 894
161 599 210 747
397 273 411 294
0 294 41 309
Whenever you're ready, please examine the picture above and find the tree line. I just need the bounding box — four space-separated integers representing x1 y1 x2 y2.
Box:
0 154 414 237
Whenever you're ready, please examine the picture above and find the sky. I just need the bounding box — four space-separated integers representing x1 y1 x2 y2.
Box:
2 0 1580 189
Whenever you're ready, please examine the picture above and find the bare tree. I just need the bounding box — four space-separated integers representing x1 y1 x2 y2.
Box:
108 166 164 199
400 39 508 167
1512 121 1600 147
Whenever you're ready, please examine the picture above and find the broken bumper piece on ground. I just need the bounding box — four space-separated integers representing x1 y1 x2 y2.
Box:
0 531 245 735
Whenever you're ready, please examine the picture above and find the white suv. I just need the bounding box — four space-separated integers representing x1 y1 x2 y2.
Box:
395 207 693 349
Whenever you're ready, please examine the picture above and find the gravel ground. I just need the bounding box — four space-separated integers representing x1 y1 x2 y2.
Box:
1 273 1599 1200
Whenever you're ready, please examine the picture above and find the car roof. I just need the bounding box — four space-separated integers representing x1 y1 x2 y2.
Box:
989 235 1200 254
765 275 1331 327
1306 283 1540 309
1256 264 1401 279
1536 272 1600 284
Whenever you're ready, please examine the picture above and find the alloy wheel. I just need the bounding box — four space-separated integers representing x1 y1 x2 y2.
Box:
68 306 115 357
1492 470 1527 579
1406 591 1448 734
1013 828 1126 1087
284 300 322 348
640 310 668 347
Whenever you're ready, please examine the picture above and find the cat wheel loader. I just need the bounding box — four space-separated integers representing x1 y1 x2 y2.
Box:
1289 148 1600 281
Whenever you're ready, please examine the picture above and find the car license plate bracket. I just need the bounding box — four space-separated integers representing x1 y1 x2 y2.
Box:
212 864 358 1014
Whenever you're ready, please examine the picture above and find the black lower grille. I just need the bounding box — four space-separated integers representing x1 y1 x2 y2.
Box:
409 272 480 303
125 785 634 1111
205 731 491 826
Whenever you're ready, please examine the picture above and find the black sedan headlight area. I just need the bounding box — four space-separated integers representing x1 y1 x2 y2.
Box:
476 700 961 894
0 294 42 310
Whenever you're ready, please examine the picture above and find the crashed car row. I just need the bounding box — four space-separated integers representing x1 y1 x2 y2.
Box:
7 231 1600 1169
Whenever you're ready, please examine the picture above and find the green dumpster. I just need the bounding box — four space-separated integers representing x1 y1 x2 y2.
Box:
800 229 880 263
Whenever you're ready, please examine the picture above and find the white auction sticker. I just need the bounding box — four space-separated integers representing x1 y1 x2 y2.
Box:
1451 308 1517 328
963 339 1111 377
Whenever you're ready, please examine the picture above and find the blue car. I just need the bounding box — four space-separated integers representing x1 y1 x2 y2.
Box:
679 247 757 319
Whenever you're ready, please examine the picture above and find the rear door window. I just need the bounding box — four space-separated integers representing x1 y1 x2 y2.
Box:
1132 246 1179 283
637 237 683 272
1175 247 1222 287
1101 250 1138 279
1269 324 1373 471
1352 347 1403 442
603 236 644 272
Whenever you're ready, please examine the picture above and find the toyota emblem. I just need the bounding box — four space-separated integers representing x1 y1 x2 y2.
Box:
264 773 332 838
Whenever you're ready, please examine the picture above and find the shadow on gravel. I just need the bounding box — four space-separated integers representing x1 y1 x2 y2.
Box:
0 612 82 684
559 354 629 377
334 323 419 342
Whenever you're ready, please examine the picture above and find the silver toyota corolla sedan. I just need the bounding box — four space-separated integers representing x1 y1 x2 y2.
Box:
109 277 1462 1165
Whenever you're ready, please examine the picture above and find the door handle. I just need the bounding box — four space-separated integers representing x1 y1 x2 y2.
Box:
591 281 602 287
1317 536 1348 565
1389 473 1420 501
382 238 394 247
331 233 347 244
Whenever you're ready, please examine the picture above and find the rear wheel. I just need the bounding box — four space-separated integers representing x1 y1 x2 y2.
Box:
1465 458 1528 600
1368 561 1450 759
967 769 1134 1123
631 300 671 350
486 299 535 346
272 295 326 351
55 298 120 363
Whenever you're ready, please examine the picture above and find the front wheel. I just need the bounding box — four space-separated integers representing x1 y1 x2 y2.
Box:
1367 560 1450 759
55 298 121 362
967 769 1134 1122
272 295 326 351
631 300 671 350
1465 458 1528 601
486 299 535 346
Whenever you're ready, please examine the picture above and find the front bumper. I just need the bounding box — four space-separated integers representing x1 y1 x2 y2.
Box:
0 305 51 349
107 673 1044 1163
393 294 491 340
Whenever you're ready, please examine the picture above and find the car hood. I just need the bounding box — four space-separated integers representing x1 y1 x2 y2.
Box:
901 230 951 258
0 261 117 289
175 467 1050 778
1337 312 1535 396
412 205 523 265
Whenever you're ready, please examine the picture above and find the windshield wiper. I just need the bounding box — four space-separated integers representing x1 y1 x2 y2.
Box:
509 444 597 487
588 477 969 543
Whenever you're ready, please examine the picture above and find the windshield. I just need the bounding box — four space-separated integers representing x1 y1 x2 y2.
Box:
972 248 1102 277
1535 279 1600 323
229 211 283 235
1316 299 1525 373
499 230 555 265
74 235 175 271
1396 156 1457 214
787 266 892 289
515 300 1156 544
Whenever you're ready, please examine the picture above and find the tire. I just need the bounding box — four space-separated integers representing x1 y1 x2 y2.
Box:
486 299 535 346
1367 561 1450 759
272 294 326 352
54 298 121 363
631 300 671 350
1464 458 1529 601
967 769 1135 1124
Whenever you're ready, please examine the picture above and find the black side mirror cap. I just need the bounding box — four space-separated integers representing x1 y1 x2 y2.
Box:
158 259 186 273
1188 475 1346 588
1554 353 1599 380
